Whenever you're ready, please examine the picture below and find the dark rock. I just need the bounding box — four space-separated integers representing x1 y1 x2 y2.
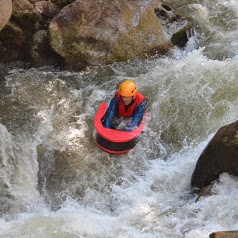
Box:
191 120 238 189
12 0 43 31
0 21 28 62
51 0 75 8
30 29 62 67
171 24 194 48
42 1 60 18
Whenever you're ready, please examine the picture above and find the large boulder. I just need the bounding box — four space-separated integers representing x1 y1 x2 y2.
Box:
191 121 238 189
49 0 189 69
0 0 12 32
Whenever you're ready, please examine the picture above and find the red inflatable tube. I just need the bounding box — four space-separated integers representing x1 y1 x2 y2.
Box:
93 103 145 154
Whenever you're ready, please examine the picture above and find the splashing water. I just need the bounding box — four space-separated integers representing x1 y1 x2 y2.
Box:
0 0 238 237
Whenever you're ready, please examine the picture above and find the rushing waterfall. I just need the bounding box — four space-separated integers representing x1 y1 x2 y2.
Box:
0 0 238 237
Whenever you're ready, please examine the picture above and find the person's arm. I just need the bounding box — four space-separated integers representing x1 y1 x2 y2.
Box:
125 100 147 132
103 97 117 128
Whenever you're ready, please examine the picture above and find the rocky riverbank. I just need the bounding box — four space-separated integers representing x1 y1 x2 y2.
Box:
0 0 192 70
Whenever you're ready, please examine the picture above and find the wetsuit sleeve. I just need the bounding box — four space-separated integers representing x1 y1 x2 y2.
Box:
125 100 147 132
103 97 117 128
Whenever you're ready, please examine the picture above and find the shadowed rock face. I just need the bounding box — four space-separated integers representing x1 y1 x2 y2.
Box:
51 0 75 8
0 0 12 32
191 121 238 189
0 0 61 65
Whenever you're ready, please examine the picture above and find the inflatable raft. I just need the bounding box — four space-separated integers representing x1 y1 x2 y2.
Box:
93 103 145 154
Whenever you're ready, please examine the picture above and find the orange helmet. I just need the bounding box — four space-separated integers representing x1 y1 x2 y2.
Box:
118 80 137 98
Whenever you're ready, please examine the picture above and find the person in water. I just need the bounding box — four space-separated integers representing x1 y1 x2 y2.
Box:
103 80 147 132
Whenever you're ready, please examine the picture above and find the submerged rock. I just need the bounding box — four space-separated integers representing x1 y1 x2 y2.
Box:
191 121 238 189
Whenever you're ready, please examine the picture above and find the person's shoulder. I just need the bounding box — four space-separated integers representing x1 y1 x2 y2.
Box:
136 92 146 102
110 96 117 103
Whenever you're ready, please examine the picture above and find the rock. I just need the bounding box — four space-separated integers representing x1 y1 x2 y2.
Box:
30 29 61 66
28 0 44 3
42 0 60 18
12 0 43 31
51 0 75 8
49 0 189 69
34 1 46 15
0 0 12 32
0 0 192 68
209 231 238 238
191 120 238 189
0 0 51 64
0 21 27 62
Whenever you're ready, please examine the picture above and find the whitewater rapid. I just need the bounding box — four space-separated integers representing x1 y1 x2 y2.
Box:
0 0 238 237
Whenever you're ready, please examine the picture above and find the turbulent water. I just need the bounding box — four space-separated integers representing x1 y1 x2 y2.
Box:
0 0 238 237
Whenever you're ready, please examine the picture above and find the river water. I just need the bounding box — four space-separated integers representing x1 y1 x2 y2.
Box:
0 0 238 237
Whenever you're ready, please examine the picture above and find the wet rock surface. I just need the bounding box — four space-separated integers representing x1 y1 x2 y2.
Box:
192 120 238 189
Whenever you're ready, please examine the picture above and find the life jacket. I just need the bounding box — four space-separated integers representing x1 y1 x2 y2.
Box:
115 92 145 118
